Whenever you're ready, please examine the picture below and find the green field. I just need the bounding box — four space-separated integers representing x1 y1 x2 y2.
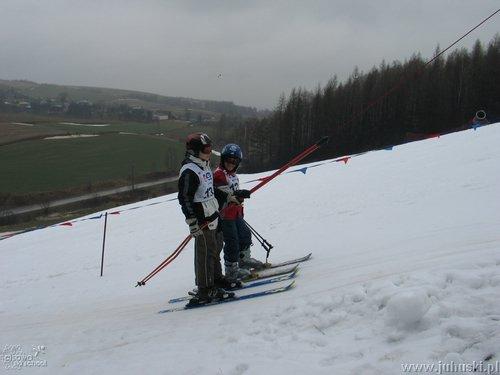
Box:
0 134 185 193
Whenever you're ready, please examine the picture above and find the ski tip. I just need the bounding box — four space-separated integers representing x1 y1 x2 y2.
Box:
158 308 173 314
168 298 182 304
302 252 312 260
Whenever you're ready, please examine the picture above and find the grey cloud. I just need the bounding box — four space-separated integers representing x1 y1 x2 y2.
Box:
1 0 498 108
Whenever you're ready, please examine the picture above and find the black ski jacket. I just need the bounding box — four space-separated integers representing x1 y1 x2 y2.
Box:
177 156 228 223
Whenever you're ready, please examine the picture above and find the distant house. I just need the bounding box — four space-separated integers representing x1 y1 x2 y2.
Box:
202 116 218 124
153 114 170 121
17 101 31 110
77 100 92 105
48 104 64 114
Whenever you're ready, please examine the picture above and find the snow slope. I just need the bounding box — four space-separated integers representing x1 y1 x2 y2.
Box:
1 124 500 374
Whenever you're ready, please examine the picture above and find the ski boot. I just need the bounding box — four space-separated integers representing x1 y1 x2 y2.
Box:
225 261 251 283
186 286 235 307
239 247 265 271
215 275 242 290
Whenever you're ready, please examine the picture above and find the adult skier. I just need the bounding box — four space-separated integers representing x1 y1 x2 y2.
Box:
214 143 265 283
178 133 239 305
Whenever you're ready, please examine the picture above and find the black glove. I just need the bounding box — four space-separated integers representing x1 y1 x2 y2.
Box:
234 189 251 199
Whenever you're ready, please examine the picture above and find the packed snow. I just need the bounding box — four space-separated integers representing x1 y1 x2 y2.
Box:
44 135 99 140
1 123 500 374
58 122 110 127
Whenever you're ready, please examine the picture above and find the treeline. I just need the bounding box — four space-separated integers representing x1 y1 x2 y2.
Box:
221 36 500 172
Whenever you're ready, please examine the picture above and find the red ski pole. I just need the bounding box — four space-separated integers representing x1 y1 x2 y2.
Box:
136 234 192 286
136 136 328 286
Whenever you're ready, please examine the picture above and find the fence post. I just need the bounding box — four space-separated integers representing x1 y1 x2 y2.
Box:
100 212 108 277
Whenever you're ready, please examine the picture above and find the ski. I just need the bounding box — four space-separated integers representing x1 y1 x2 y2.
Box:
168 268 299 304
158 281 295 314
265 252 312 269
245 263 298 280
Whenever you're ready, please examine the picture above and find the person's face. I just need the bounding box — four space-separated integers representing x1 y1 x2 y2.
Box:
224 157 238 171
199 144 212 161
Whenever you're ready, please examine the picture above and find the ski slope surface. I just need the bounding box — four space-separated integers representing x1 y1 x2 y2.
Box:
1 123 500 374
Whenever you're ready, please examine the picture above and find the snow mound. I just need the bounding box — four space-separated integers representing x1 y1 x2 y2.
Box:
385 288 431 330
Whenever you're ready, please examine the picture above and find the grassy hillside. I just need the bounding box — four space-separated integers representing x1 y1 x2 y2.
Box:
0 79 260 118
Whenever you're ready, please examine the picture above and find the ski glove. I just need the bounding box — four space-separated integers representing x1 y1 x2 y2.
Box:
234 189 251 199
227 194 241 205
186 218 203 237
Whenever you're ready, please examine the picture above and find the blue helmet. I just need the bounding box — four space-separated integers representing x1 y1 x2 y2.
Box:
221 143 243 160
220 143 243 170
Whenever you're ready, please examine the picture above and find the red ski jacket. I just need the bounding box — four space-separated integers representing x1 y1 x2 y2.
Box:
213 166 243 220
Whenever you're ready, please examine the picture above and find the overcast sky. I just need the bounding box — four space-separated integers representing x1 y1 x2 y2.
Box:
1 1 498 109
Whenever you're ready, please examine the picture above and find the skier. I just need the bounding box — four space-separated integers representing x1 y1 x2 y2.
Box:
214 143 265 283
178 133 240 305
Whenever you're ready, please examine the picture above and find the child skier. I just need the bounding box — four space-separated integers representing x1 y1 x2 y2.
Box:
178 133 239 305
214 143 265 282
